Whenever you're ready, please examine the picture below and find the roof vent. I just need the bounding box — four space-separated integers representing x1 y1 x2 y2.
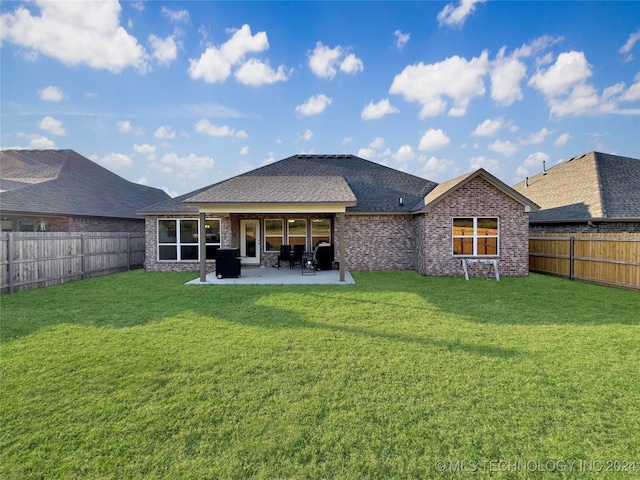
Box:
399 197 404 206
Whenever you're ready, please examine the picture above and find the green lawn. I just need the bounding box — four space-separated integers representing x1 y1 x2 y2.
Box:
1 271 639 479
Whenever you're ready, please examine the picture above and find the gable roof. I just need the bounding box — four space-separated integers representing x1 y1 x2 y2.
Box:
141 154 438 214
512 151 640 223
1 149 170 219
418 168 539 212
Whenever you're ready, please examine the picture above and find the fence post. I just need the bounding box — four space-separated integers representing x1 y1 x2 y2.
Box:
569 236 575 281
81 233 86 280
127 233 131 271
8 233 15 294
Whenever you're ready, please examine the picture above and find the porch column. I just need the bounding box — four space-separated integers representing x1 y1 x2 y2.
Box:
199 212 206 282
338 212 345 282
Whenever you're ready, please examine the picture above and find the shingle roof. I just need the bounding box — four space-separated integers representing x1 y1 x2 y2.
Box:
512 151 640 222
1 149 170 219
186 176 356 204
141 154 438 214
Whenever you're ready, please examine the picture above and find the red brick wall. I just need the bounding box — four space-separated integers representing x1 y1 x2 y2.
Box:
415 177 530 277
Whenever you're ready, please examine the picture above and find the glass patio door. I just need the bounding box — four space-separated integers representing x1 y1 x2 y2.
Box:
240 219 260 265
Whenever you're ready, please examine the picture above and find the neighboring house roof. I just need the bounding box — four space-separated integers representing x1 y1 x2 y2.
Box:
512 151 640 223
141 154 438 214
1 149 170 219
418 168 539 212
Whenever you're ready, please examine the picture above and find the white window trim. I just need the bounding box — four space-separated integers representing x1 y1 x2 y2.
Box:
157 218 221 262
452 217 499 257
264 219 284 252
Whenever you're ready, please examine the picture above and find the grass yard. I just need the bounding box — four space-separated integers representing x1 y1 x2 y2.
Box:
1 271 639 479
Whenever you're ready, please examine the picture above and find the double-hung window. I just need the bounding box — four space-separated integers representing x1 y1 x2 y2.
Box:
311 218 331 247
158 218 221 261
287 219 307 249
265 219 284 252
452 217 499 256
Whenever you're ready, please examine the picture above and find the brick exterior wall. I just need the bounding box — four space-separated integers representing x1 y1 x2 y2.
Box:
144 178 530 277
415 177 530 277
341 214 416 270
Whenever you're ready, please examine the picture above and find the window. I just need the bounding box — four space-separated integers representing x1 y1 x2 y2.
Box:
452 217 498 256
311 218 331 247
287 219 307 249
265 219 283 252
158 218 221 261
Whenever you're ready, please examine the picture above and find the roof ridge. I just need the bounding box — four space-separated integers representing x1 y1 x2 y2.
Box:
590 152 607 218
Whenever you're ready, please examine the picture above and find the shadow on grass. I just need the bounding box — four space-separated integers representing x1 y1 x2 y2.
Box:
1 270 638 346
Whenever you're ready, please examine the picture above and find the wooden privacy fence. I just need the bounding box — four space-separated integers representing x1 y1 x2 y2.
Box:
529 233 640 290
0 232 145 294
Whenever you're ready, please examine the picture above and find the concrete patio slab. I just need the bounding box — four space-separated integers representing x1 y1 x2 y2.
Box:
186 265 355 285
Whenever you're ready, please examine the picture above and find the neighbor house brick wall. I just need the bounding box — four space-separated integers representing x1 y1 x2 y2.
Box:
342 214 416 271
415 177 530 277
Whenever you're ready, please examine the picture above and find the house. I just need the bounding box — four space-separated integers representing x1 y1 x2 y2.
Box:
512 151 640 233
1 149 170 233
139 154 538 279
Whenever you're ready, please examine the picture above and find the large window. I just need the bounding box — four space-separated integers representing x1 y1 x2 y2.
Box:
287 219 307 249
158 218 221 261
265 219 284 252
452 217 498 256
311 218 331 247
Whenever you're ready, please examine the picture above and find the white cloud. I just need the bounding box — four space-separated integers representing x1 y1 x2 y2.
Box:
133 143 155 155
620 73 640 102
308 42 343 79
357 148 376 160
117 120 133 133
188 24 269 83
100 152 133 170
471 118 504 137
619 30 640 62
0 1 149 73
528 51 592 97
159 152 215 180
149 34 178 66
469 156 500 173
239 146 249 155
295 94 332 116
19 134 55 149
234 58 289 86
38 116 65 136
488 139 520 156
418 129 451 151
369 137 385 150
340 53 364 74
437 0 486 27
390 51 489 117
420 156 454 179
394 30 410 49
38 86 64 102
516 151 549 178
154 125 176 139
520 127 552 145
490 47 526 105
361 99 400 120
161 7 189 23
393 145 415 162
300 129 314 141
235 130 248 139
308 42 363 79
195 118 238 137
553 133 571 147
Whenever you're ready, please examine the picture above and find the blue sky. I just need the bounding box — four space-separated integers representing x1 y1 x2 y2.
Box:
1 1 639 197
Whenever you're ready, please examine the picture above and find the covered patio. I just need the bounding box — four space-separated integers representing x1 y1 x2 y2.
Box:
186 265 355 285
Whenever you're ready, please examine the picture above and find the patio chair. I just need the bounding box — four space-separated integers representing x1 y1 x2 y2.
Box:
277 245 291 268
290 244 305 269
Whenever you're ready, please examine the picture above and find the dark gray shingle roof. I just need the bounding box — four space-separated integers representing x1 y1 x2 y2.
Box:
512 151 640 222
1 149 170 219
141 154 437 214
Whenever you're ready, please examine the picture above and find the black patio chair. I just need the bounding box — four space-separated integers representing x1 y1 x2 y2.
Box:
277 245 291 268
290 244 305 269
